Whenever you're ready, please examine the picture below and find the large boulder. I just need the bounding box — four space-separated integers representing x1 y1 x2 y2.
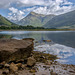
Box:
0 39 34 62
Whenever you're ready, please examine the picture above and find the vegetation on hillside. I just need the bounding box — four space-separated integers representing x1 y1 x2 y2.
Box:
0 25 75 31
0 25 45 30
17 12 55 27
0 15 17 26
44 10 75 29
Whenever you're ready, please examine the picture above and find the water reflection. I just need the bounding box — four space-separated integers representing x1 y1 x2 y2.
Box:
0 35 12 39
34 44 75 65
0 31 75 47
0 31 75 65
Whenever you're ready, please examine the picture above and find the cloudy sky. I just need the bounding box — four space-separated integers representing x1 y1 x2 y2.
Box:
0 0 75 21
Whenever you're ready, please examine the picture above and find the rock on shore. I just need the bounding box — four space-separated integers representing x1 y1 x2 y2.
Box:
0 38 34 62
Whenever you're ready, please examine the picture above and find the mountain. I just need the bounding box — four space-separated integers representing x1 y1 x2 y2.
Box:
0 15 16 26
44 10 75 29
17 12 55 27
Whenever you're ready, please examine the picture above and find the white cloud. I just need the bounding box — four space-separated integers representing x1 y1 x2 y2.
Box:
0 0 17 8
9 7 18 13
33 0 75 15
8 7 25 21
17 0 75 15
17 0 47 6
23 7 37 12
1 0 74 21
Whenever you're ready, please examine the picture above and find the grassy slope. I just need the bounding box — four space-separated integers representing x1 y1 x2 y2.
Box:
0 15 16 26
44 10 75 29
17 12 55 27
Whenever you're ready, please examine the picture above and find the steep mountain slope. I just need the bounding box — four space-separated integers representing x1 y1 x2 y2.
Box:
44 10 75 29
0 15 16 26
17 12 55 27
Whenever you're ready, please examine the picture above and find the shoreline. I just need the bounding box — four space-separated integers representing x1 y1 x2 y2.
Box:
0 51 75 75
0 39 75 75
0 29 75 31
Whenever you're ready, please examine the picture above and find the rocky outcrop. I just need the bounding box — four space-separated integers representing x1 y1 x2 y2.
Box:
0 38 34 62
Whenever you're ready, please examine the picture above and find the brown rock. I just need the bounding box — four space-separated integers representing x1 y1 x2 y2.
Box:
29 69 36 73
0 64 4 69
45 60 52 65
16 63 22 70
50 71 58 75
23 38 34 40
21 64 27 69
0 39 34 62
4 64 10 68
0 61 6 65
43 40 51 42
27 57 36 66
10 63 18 72
2 69 9 75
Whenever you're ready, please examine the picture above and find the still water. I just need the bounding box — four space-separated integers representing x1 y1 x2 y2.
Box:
0 31 75 65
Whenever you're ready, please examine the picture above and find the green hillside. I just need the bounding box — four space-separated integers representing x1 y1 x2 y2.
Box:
17 12 55 27
44 10 75 29
0 15 16 26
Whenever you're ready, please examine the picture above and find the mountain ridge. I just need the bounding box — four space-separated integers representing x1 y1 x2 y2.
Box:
17 12 55 27
44 10 75 29
0 15 16 26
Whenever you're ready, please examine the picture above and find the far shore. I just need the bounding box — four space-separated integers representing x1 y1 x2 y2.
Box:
0 29 75 31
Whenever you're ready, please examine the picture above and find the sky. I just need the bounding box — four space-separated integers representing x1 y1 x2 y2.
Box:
0 0 75 21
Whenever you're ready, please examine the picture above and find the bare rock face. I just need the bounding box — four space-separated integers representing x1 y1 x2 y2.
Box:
0 39 34 62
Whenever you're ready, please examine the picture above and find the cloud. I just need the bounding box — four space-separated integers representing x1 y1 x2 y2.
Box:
3 0 74 21
17 0 48 7
23 7 37 12
0 0 17 8
8 7 25 21
33 0 75 15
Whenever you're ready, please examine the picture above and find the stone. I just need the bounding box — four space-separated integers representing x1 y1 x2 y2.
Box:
29 69 36 73
0 39 34 62
50 72 58 75
0 61 6 65
0 64 4 69
10 63 18 72
2 69 9 75
16 59 24 63
23 38 34 42
21 64 27 69
15 72 18 75
45 60 52 65
16 63 22 70
27 57 36 66
43 40 51 42
4 64 10 68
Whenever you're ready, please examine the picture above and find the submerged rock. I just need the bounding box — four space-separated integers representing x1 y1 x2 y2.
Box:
0 39 34 62
43 40 51 42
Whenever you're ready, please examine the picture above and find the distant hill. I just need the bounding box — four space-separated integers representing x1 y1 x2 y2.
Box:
0 15 16 26
17 12 55 27
44 10 75 29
